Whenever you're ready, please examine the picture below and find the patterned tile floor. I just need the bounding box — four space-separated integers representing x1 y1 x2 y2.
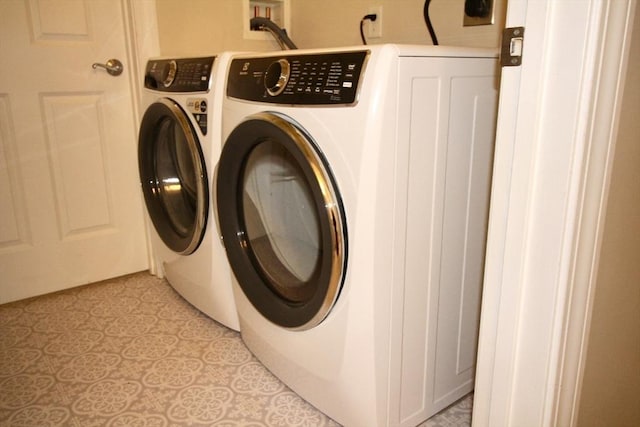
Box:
0 272 472 426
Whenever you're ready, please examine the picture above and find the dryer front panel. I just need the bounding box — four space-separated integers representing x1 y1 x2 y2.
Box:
138 98 208 255
216 112 347 330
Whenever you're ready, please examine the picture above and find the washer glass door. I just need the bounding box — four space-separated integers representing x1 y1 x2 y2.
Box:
216 112 347 330
138 98 208 255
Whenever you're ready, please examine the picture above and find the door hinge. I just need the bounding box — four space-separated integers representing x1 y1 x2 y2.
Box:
501 27 525 67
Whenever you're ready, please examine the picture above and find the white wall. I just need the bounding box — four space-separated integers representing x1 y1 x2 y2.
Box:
155 0 507 55
155 0 283 56
291 0 506 48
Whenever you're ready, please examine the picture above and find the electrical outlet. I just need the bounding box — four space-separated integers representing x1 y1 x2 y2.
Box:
368 5 382 39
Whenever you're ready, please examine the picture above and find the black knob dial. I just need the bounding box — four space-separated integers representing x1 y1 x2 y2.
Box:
264 59 290 96
162 60 177 87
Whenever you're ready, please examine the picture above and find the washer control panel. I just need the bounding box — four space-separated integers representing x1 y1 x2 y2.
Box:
144 57 215 92
227 51 369 105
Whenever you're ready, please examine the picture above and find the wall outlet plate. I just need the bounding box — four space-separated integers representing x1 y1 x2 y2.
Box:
463 0 494 26
367 5 382 38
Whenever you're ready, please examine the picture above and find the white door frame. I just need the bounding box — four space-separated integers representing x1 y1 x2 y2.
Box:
123 0 161 273
473 0 637 426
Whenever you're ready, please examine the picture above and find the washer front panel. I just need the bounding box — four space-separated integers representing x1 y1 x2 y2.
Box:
216 112 347 330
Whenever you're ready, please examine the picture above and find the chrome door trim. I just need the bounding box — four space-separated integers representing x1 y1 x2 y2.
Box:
216 111 347 330
263 112 347 329
138 97 208 255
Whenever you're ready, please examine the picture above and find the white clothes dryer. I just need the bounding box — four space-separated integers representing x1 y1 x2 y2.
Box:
216 45 498 425
139 54 239 330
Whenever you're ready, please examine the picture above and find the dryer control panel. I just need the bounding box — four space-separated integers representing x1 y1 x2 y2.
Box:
144 57 215 92
227 51 369 105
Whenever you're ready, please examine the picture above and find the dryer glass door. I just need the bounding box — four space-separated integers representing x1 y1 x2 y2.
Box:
138 98 208 255
216 112 347 330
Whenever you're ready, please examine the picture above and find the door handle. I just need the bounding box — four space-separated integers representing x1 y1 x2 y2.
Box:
92 58 123 76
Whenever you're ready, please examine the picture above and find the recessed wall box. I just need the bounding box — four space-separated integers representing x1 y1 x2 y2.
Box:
243 0 291 41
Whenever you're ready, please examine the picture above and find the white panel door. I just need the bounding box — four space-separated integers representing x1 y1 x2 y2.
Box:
0 0 148 302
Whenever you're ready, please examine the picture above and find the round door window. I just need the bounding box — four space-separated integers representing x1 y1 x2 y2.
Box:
216 112 347 330
138 98 208 255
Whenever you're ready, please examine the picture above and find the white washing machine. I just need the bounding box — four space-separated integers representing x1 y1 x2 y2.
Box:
215 44 498 426
138 54 239 331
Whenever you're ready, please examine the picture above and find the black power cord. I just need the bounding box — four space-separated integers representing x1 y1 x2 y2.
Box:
250 17 298 50
423 0 439 45
359 13 377 45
